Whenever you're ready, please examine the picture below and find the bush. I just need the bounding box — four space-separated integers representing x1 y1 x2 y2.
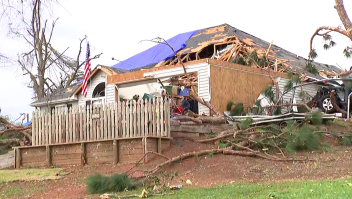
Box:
86 173 136 194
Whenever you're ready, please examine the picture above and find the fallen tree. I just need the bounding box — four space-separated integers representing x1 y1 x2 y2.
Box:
128 112 327 178
0 116 32 151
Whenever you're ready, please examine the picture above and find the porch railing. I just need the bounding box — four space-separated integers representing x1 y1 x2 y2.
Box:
31 97 171 146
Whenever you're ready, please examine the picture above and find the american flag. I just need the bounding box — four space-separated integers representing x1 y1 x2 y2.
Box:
82 43 91 97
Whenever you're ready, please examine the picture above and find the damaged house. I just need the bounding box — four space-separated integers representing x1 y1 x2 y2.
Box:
31 24 341 115
107 24 341 115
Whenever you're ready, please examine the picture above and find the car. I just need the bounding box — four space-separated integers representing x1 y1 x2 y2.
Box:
312 86 346 113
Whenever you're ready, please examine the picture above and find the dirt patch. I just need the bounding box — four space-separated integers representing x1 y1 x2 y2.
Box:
2 128 352 198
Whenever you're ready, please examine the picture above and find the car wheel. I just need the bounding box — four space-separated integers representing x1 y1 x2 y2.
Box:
319 95 336 113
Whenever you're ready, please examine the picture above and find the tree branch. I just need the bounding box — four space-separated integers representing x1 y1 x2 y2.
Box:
310 26 349 53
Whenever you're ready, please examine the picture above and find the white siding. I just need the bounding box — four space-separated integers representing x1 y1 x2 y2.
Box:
106 83 116 104
143 62 211 116
78 71 108 107
197 65 211 116
277 78 319 104
117 80 165 100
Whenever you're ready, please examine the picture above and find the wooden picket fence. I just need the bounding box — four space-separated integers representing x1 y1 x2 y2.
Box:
31 97 171 146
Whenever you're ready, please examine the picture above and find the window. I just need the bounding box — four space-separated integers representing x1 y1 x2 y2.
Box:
92 82 105 98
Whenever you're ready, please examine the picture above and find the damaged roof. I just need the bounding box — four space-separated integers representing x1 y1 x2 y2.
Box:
122 23 339 79
180 23 339 78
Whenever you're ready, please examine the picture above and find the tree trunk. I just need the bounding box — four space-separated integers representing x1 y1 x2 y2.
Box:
335 0 352 40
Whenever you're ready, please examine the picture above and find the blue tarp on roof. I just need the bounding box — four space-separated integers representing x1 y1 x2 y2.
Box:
111 30 199 71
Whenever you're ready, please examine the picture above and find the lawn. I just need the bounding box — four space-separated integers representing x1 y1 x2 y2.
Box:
151 178 352 199
0 168 65 198
0 168 64 183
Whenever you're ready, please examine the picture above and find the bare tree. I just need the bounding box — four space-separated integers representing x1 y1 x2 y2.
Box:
309 0 352 61
1 0 102 99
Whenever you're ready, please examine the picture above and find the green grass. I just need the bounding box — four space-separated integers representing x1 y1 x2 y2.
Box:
149 178 352 199
0 180 47 198
0 168 64 183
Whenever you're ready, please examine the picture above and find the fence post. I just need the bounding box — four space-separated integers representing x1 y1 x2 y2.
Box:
159 98 163 137
100 104 104 140
79 107 83 141
65 107 69 143
141 99 145 137
126 101 130 138
92 106 97 141
122 101 126 138
15 148 21 168
152 98 156 136
115 102 120 138
32 111 35 146
111 103 115 139
86 105 90 141
137 99 141 137
46 146 51 166
167 98 171 137
81 142 86 166
133 100 137 137
113 139 118 164
73 108 76 142
49 111 52 144
90 105 93 141
129 100 133 138
107 104 111 139
96 104 101 140
148 98 152 135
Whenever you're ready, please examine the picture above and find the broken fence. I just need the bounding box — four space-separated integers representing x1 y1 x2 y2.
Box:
31 97 171 146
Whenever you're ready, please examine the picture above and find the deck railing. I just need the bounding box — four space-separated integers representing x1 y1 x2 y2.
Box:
31 97 171 146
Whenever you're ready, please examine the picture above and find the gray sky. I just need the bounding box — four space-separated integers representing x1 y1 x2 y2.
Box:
0 0 351 120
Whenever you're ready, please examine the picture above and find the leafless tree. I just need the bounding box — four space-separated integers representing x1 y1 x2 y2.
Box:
1 0 103 99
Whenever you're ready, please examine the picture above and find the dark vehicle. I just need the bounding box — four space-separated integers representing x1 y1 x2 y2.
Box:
312 86 345 113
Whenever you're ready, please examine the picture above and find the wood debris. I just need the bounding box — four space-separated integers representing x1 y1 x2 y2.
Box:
319 70 339 78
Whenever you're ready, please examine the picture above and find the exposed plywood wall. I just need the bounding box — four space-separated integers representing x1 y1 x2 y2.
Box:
210 64 274 113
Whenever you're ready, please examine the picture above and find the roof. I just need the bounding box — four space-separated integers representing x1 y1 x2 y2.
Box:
115 24 340 79
30 82 81 106
31 65 126 107
111 30 198 71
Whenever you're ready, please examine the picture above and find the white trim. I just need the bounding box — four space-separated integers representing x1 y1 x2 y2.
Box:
143 62 209 78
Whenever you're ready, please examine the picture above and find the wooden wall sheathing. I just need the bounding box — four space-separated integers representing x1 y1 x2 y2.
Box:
210 64 275 113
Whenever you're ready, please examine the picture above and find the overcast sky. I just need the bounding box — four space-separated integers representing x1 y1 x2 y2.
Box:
0 0 351 121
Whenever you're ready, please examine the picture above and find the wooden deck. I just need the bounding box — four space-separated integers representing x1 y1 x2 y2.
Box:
14 98 172 169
